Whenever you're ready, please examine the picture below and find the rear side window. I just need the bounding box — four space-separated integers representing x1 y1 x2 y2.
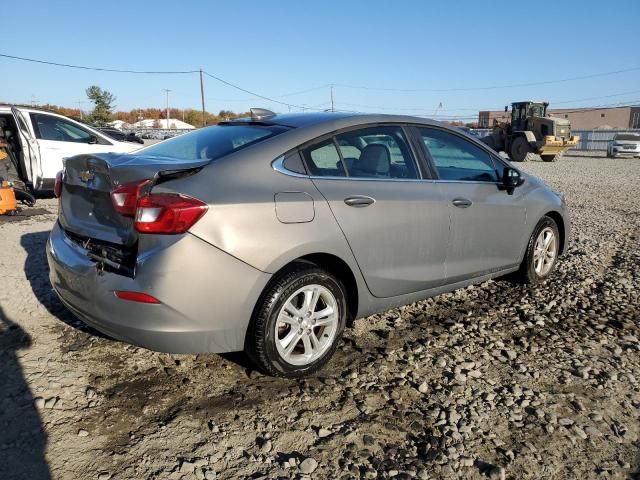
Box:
137 124 289 161
335 126 418 179
418 127 498 182
304 140 345 177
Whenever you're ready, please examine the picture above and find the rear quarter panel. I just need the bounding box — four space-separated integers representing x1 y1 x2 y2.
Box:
154 137 368 293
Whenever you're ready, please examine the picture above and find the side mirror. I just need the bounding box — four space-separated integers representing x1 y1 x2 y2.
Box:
88 135 98 144
502 166 524 194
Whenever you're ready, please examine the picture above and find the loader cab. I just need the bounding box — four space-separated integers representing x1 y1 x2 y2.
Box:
510 101 548 131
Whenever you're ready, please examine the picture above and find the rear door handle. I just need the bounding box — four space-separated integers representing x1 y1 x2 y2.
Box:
344 195 375 207
451 198 473 208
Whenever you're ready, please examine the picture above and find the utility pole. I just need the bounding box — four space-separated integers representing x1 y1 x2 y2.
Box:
77 100 84 120
30 94 38 106
199 69 206 127
163 89 172 129
433 102 443 116
330 84 334 112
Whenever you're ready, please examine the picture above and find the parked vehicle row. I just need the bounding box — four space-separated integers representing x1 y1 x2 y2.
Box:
0 105 140 191
48 110 569 378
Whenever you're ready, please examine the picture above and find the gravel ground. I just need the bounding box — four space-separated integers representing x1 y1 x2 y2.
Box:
0 156 638 480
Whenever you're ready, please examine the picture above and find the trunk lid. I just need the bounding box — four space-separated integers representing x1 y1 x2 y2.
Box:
59 152 209 247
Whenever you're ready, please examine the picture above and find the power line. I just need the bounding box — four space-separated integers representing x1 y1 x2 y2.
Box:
202 71 325 111
552 89 640 105
334 66 640 93
4 51 639 116
0 53 198 74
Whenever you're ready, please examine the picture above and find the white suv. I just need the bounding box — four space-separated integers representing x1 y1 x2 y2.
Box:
0 105 140 191
607 133 640 158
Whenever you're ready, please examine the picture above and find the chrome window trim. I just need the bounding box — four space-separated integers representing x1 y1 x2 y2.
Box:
273 155 503 186
272 155 309 178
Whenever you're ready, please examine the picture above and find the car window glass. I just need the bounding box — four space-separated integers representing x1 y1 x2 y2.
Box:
335 126 418 179
418 127 498 182
31 113 93 143
283 151 307 175
137 124 288 161
304 140 345 177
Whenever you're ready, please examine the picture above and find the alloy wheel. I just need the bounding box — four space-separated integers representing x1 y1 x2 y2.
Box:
533 227 557 276
274 284 339 366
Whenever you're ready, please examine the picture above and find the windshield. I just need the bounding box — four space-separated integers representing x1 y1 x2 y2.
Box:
528 104 546 117
135 124 289 160
614 134 640 141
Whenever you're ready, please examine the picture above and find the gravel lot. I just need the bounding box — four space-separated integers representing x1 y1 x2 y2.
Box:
1 156 638 480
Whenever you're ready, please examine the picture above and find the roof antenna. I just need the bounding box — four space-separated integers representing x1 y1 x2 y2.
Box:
250 108 276 120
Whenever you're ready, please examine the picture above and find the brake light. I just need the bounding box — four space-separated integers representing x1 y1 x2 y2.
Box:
115 291 161 304
134 194 207 234
54 170 64 198
110 180 150 217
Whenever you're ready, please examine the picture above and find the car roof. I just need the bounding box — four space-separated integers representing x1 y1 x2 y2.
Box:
224 111 443 129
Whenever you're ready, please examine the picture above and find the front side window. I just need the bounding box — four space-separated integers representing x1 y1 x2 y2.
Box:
136 124 289 161
418 127 498 182
31 113 95 143
335 126 418 179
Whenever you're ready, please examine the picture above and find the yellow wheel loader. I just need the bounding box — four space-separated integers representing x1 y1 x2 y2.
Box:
482 101 580 162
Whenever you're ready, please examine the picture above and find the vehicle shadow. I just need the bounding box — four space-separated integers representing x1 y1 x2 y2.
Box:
20 230 108 339
0 306 51 480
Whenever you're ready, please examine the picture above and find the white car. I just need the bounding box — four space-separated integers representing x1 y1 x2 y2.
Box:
607 133 640 158
0 105 141 192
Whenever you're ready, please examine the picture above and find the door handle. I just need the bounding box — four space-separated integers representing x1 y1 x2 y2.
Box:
451 198 473 208
344 195 375 207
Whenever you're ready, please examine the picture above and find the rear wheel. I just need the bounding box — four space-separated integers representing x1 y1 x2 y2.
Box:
516 216 560 284
510 136 531 162
246 263 347 378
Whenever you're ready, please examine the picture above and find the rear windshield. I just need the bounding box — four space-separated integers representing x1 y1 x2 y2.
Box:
135 124 289 161
614 134 640 141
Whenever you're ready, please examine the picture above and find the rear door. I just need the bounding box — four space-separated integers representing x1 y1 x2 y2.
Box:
10 107 42 189
414 126 526 283
305 125 450 298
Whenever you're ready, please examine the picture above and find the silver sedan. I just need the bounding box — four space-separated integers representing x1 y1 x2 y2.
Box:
47 110 569 378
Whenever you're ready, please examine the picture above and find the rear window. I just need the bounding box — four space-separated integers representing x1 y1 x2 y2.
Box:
135 124 289 161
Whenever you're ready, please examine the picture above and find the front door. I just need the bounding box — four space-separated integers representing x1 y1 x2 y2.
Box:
28 112 116 184
11 107 42 189
415 126 526 283
304 125 450 298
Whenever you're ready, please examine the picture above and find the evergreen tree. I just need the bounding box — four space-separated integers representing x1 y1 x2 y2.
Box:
85 86 116 127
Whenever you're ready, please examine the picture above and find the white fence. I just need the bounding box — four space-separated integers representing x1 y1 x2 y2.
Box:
469 128 640 151
571 129 640 151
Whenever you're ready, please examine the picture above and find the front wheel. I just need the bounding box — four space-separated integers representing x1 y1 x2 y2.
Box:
510 136 531 162
516 216 560 284
246 263 347 378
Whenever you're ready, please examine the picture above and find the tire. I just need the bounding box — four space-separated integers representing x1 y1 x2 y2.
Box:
510 136 531 162
482 135 495 150
515 216 560 284
245 263 348 378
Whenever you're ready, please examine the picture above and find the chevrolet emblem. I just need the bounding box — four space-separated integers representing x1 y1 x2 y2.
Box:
79 170 95 182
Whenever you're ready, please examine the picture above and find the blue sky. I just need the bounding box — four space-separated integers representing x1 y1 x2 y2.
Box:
2 0 639 120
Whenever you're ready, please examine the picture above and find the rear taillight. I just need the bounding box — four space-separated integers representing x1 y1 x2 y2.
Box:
54 170 64 198
134 194 207 234
110 180 150 217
